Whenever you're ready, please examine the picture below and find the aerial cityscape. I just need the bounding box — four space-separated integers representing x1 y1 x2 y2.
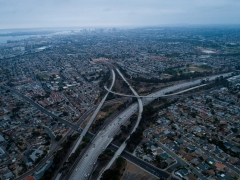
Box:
0 26 239 180
0 1 240 180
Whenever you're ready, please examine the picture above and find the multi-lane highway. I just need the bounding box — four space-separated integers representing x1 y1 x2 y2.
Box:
68 69 116 156
1 85 127 132
105 83 208 98
69 102 139 179
1 78 131 180
75 97 129 126
98 69 143 178
68 71 232 180
3 71 232 180
142 72 231 105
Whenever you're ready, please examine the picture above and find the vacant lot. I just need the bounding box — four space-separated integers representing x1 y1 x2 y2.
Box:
188 65 211 72
121 161 158 180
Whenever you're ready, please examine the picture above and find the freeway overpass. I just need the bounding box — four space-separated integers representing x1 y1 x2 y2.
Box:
68 69 116 157
98 69 214 179
104 83 208 98
98 67 144 178
68 70 232 180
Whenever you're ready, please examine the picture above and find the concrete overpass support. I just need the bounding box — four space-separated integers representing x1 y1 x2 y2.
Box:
69 69 116 157
98 69 143 179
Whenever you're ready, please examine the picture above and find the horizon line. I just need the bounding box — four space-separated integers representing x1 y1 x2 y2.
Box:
1 24 240 31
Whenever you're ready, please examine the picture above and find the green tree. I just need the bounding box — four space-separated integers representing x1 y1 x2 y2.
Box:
101 168 120 180
55 135 62 141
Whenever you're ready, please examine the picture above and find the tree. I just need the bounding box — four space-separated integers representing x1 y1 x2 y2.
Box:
12 107 20 113
155 155 161 163
211 109 215 115
191 112 197 118
201 79 206 84
120 125 126 130
32 131 40 137
98 154 109 162
231 128 238 133
116 157 125 168
83 136 90 143
62 111 69 116
55 135 62 141
101 168 120 180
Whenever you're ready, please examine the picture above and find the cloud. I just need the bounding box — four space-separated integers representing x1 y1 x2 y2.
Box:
0 0 239 29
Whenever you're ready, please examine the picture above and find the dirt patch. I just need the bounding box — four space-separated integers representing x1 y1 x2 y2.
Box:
81 112 93 128
114 77 132 95
121 160 158 180
80 103 121 129
89 102 124 132
188 65 211 72
94 102 123 123
96 111 108 120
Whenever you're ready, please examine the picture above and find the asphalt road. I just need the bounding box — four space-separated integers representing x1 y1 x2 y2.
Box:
3 85 127 132
6 87 78 130
166 162 182 173
153 137 206 180
68 69 116 156
183 136 240 175
143 123 206 179
105 83 208 98
2 72 233 179
14 129 75 180
69 103 139 179
75 97 129 126
98 69 143 178
68 72 232 180
1 88 129 180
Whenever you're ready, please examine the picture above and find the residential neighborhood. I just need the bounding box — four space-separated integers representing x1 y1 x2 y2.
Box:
0 27 239 179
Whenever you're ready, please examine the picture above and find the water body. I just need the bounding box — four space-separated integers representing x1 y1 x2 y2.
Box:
0 31 74 45
0 35 33 45
0 29 80 45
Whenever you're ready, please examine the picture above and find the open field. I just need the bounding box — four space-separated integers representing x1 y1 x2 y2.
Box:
96 102 123 120
222 45 240 53
121 160 158 180
187 65 212 72
173 65 212 74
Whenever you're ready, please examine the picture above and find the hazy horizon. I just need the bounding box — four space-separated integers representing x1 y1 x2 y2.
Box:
1 0 240 29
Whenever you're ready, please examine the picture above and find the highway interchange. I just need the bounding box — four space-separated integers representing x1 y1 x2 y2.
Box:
97 69 143 179
69 70 232 180
68 69 116 157
2 71 232 180
1 83 129 180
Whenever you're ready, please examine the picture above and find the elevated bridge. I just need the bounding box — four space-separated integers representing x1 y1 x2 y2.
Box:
104 83 207 98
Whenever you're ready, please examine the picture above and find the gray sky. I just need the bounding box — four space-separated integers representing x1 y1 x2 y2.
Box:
1 0 240 29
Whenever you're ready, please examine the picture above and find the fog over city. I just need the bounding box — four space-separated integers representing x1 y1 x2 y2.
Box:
1 0 240 29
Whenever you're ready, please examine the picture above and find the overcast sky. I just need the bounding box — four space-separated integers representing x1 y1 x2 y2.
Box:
1 0 240 29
